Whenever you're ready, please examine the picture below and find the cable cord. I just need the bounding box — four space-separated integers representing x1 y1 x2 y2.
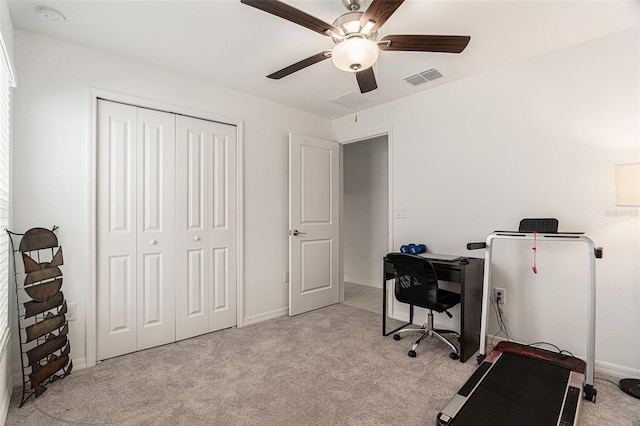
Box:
490 300 581 361
490 300 580 358
527 341 576 358
489 296 514 349
594 376 623 391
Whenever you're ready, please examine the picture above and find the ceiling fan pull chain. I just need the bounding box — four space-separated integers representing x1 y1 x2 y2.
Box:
352 78 360 122
532 231 538 274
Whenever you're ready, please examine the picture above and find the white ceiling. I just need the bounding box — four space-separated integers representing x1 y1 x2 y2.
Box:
8 0 640 119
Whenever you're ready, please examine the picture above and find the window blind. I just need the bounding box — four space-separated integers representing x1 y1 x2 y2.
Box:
0 37 14 351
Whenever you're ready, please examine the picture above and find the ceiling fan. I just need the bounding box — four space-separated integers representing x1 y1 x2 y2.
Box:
240 0 471 93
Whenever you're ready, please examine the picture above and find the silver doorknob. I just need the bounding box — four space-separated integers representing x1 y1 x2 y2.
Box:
291 230 306 236
150 240 157 245
194 236 201 241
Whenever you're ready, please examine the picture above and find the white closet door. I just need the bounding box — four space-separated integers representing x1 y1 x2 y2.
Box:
207 120 237 332
136 108 176 351
175 116 237 340
97 101 178 360
97 101 138 360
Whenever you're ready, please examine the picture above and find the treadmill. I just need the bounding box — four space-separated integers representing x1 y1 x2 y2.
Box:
437 222 601 425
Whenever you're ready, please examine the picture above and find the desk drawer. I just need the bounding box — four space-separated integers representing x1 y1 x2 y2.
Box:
436 269 462 283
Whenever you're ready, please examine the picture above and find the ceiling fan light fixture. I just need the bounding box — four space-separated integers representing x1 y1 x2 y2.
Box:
343 19 362 34
361 19 376 35
331 37 379 72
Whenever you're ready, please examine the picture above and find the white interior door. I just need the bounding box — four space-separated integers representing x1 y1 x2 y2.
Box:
97 101 138 360
175 115 237 340
289 133 340 316
206 121 237 332
135 108 176 351
97 102 177 360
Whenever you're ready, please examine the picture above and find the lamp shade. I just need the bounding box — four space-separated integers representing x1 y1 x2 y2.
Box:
331 37 379 72
615 162 640 206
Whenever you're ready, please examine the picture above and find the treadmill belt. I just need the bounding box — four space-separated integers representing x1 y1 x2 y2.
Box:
453 351 571 425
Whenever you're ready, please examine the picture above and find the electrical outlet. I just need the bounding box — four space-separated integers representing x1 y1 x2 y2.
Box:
66 303 77 321
494 288 506 305
284 270 289 283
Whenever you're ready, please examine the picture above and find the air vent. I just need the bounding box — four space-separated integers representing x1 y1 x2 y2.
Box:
330 92 370 109
404 68 443 86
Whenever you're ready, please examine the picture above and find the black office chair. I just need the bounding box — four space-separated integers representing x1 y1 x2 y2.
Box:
386 253 461 359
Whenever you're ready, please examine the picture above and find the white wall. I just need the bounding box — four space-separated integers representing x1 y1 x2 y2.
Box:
333 28 640 376
343 136 388 287
12 30 332 372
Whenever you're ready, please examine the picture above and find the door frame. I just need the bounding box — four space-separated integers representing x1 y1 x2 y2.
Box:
337 126 394 309
88 88 245 368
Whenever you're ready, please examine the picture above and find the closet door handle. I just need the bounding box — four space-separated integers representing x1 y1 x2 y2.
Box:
291 230 306 236
149 240 157 245
193 236 201 241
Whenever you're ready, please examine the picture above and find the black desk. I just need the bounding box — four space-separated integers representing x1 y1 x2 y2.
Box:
383 255 484 363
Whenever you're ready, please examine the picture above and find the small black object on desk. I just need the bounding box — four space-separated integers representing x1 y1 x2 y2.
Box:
383 254 484 363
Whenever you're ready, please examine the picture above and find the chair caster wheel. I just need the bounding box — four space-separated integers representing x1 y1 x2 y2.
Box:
393 334 401 341
408 350 417 358
449 352 460 360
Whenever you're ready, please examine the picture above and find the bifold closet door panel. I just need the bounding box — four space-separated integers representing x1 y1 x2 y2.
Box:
97 101 139 360
97 101 178 360
207 121 237 332
175 116 237 341
135 108 176 351
175 115 210 340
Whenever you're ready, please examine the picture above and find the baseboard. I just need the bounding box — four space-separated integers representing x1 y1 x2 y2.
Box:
344 276 382 289
0 386 10 426
243 307 288 326
0 370 11 426
0 332 11 426
71 357 87 371
392 311 411 324
485 335 640 380
594 359 640 380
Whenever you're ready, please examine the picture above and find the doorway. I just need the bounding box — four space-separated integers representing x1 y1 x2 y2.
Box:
342 134 389 315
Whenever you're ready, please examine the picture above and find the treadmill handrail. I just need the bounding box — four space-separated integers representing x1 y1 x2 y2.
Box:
478 232 597 392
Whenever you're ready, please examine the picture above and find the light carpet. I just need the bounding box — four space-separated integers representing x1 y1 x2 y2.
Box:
5 304 640 425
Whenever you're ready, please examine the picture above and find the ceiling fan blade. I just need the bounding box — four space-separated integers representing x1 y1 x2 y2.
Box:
360 0 404 32
379 35 471 53
241 0 340 36
267 51 331 80
356 67 377 93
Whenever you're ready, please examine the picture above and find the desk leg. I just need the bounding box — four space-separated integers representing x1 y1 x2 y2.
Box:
459 261 483 363
382 277 387 336
382 276 414 337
